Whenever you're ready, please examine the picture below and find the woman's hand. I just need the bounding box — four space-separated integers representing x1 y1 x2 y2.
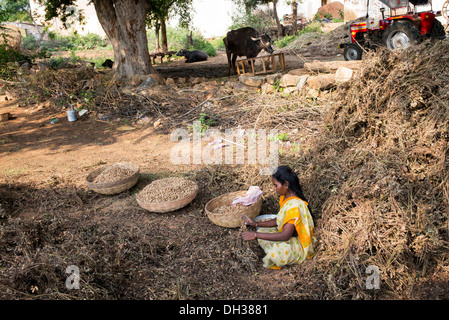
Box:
241 215 256 228
242 231 257 241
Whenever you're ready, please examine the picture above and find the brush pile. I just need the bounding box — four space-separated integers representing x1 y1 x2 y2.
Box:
293 39 449 298
282 20 352 57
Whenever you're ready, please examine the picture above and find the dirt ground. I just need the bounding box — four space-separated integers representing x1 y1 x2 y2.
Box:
0 48 343 300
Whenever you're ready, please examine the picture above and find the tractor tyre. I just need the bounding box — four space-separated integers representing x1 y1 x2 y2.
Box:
430 19 446 40
343 43 363 61
382 21 423 50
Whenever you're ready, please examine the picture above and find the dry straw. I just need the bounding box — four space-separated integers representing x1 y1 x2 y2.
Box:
296 39 449 298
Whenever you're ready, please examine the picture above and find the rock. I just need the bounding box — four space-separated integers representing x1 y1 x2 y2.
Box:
261 83 274 94
279 74 309 91
335 66 354 83
149 73 165 85
153 118 162 128
130 75 147 86
279 74 298 87
296 75 308 90
191 77 205 84
283 87 299 94
239 74 265 87
19 62 31 71
306 74 335 90
306 89 319 99
137 116 153 126
304 60 362 73
288 68 308 76
136 75 160 92
165 77 175 85
265 73 282 85
233 82 258 92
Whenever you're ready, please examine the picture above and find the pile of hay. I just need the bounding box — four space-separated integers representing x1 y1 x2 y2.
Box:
0 25 23 51
317 1 344 19
282 20 350 56
295 39 449 298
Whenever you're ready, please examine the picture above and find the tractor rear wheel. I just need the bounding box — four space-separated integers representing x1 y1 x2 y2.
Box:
382 21 422 50
430 19 446 40
343 43 363 61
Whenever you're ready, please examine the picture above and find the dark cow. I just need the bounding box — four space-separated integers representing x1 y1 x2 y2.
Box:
223 27 274 76
176 49 208 63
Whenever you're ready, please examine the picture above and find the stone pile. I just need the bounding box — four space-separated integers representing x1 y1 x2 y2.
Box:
237 60 362 98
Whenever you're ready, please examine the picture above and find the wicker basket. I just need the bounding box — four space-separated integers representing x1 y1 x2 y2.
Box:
205 190 263 228
86 162 140 195
136 179 198 213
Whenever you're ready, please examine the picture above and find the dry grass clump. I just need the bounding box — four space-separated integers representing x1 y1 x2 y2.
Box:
93 165 135 183
283 20 354 56
295 39 449 298
136 177 197 204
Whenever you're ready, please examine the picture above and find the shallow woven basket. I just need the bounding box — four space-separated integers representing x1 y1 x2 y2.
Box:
86 162 140 195
136 179 198 213
205 190 263 228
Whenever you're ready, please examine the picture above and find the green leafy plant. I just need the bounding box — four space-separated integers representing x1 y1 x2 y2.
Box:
274 35 298 48
189 113 216 135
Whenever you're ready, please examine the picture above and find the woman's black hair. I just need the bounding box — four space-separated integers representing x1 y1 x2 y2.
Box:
272 165 313 216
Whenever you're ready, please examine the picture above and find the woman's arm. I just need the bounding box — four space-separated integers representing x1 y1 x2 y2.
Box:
242 223 295 242
255 218 277 228
241 215 277 228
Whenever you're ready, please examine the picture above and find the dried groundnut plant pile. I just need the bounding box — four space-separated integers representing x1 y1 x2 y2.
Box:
136 177 197 203
212 204 246 215
93 165 135 183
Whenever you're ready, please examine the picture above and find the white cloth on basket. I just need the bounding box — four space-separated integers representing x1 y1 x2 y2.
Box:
231 186 263 206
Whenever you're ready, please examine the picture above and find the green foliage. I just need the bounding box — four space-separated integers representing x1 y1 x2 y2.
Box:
47 56 69 69
189 38 216 57
148 26 217 57
36 32 110 52
189 113 216 135
273 21 323 49
274 34 297 48
300 21 322 34
0 0 32 22
209 37 226 51
229 11 272 35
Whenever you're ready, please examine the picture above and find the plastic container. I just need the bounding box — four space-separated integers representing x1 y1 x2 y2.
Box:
67 105 77 122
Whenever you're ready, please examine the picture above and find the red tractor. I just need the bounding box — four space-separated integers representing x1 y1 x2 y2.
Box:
339 0 446 60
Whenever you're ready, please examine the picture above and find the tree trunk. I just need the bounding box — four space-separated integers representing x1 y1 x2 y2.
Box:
160 18 168 53
92 0 155 79
291 1 298 35
155 22 161 52
272 0 283 39
187 31 193 47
